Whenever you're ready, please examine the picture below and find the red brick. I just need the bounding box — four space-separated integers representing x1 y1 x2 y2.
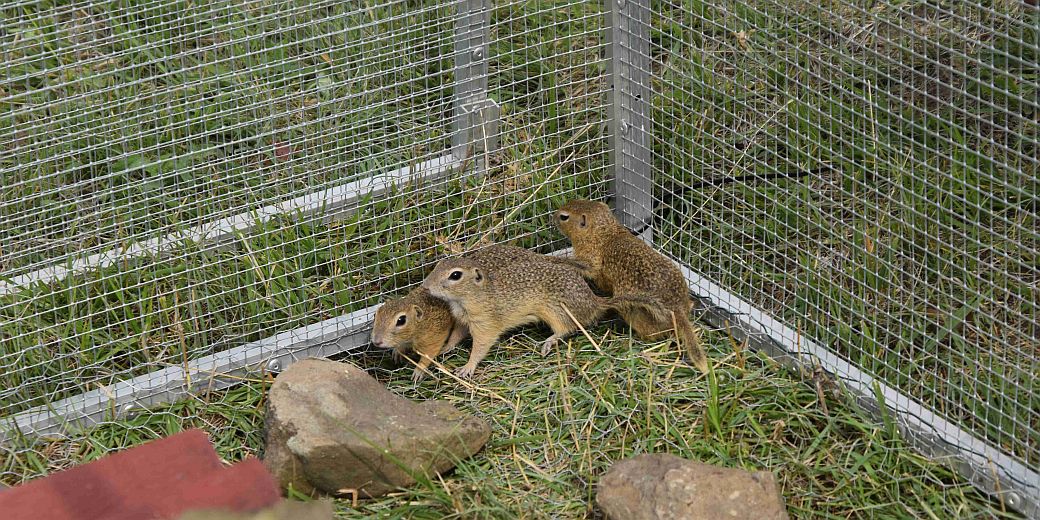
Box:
0 429 281 520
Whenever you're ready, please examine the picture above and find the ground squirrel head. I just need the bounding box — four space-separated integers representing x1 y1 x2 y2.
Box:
422 257 486 303
555 199 617 240
371 297 428 349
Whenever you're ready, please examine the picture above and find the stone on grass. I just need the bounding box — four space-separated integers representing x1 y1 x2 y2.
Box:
596 453 788 520
262 358 490 498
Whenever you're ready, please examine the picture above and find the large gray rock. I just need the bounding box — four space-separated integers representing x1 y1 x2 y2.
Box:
596 453 789 520
262 359 490 497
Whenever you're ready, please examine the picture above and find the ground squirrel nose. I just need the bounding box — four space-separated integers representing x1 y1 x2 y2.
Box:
421 276 442 296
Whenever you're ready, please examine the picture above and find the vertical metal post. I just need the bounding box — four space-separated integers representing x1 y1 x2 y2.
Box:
453 0 500 171
605 0 653 236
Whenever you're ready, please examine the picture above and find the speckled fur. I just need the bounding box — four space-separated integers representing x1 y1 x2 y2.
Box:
555 199 709 372
371 287 470 381
422 244 664 378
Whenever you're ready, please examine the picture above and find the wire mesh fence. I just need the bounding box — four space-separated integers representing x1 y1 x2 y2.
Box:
1 0 610 482
1 0 1037 515
639 0 1038 512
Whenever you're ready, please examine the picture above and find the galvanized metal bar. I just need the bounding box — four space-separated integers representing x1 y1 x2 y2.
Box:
1 246 586 445
452 0 500 168
674 260 1040 518
0 155 458 296
604 0 653 234
0 246 587 447
0 305 378 445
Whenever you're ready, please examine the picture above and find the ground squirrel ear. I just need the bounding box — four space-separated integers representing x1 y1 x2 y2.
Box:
412 304 424 320
579 214 587 228
473 268 484 284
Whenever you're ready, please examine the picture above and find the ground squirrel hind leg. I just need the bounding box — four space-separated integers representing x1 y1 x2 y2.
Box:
622 307 670 340
539 308 583 356
629 306 709 373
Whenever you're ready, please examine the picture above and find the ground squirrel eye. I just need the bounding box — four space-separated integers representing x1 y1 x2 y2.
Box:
449 270 463 281
558 213 569 222
395 315 406 327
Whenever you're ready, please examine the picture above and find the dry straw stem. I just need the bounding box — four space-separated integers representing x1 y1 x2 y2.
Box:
559 302 603 354
442 122 595 251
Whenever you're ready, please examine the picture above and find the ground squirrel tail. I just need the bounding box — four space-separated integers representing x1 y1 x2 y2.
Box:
676 315 709 373
606 295 709 373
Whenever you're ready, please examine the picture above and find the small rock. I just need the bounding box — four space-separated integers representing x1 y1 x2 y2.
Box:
175 500 334 520
262 359 491 498
596 453 788 520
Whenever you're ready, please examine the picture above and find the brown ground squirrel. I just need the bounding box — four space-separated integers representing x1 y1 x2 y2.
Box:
371 287 470 382
422 244 668 378
555 199 710 373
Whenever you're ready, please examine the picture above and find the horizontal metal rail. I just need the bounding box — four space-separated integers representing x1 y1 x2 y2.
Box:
675 260 1039 518
0 154 459 296
1 306 377 444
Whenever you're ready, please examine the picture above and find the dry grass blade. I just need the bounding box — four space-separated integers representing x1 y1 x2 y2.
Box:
559 302 603 354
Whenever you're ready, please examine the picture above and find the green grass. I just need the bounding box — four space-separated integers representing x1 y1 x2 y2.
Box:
1 0 1037 516
0 328 1019 518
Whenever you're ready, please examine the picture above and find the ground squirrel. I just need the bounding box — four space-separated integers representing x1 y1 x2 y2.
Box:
371 287 470 382
422 244 668 378
555 199 710 372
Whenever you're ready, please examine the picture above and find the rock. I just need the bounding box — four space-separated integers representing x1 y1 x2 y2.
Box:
262 358 490 498
175 500 334 520
596 453 788 520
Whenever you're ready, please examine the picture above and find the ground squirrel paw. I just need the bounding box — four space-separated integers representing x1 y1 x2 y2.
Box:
411 368 428 383
454 365 476 378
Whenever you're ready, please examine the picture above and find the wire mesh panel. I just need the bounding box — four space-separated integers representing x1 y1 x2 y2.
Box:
0 0 610 482
5 0 1034 512
634 0 1038 512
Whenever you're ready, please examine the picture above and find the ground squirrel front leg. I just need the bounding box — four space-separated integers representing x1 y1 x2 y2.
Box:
441 324 470 357
411 351 435 383
455 329 498 378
